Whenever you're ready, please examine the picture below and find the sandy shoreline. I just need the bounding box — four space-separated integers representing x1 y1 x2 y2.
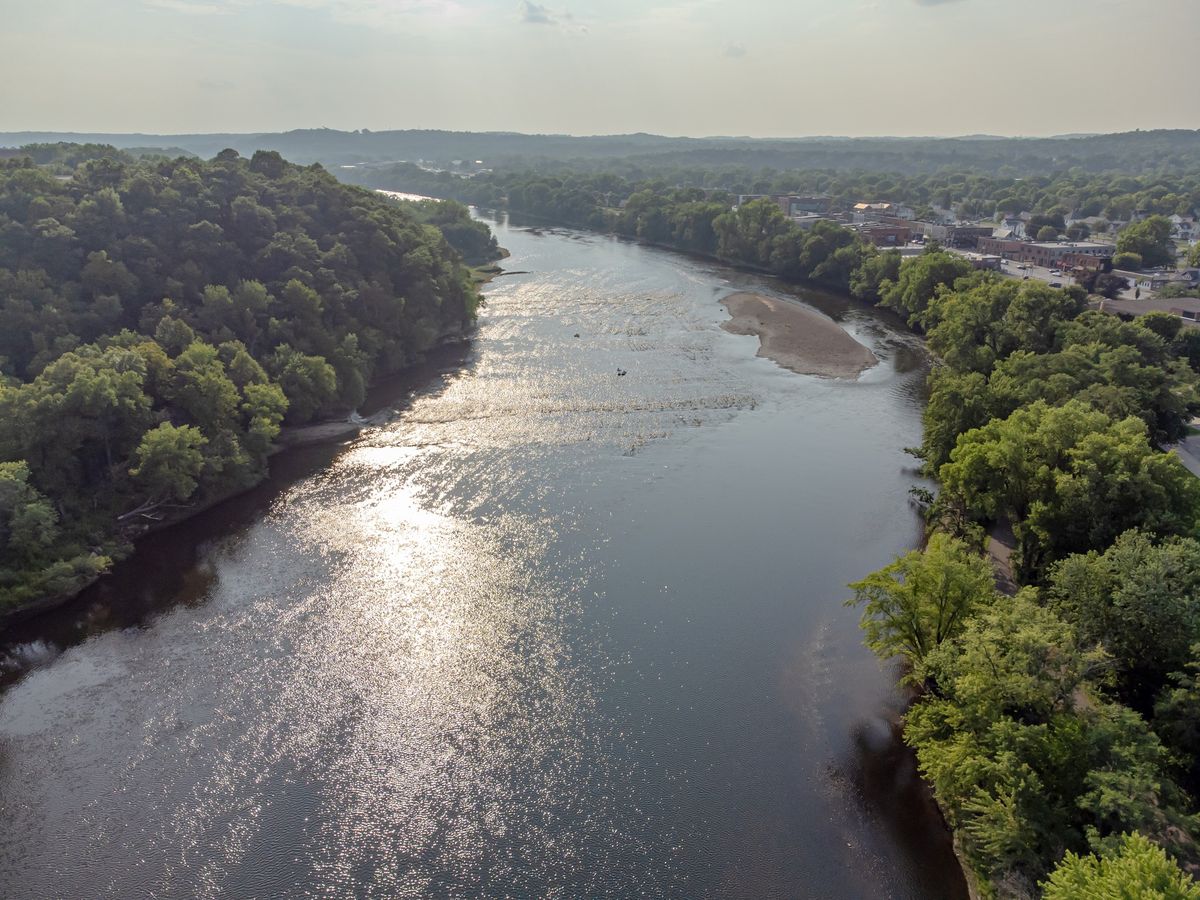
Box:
720 291 878 378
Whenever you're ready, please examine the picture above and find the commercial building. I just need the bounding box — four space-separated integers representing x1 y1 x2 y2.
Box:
735 195 832 217
789 213 829 231
977 238 1113 268
857 223 911 246
960 253 1003 271
924 224 994 248
782 196 832 216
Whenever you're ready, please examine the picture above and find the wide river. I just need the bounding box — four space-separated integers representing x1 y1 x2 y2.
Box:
0 214 966 898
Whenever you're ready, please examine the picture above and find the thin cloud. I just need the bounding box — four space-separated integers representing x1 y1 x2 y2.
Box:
143 0 232 14
517 2 586 32
913 0 966 5
521 1 555 24
724 42 746 58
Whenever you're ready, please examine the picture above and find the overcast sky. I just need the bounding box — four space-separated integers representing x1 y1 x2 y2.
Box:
4 0 1198 138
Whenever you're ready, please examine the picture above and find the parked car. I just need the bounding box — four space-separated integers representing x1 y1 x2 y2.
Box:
1049 281 1063 288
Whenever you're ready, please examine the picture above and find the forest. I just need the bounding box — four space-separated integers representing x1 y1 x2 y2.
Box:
9 128 1200 174
344 162 1200 239
0 147 482 612
849 253 1200 895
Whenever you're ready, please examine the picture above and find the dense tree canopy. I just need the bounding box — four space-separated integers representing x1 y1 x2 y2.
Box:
939 400 1200 579
0 148 482 609
907 591 1196 891
1042 834 1200 900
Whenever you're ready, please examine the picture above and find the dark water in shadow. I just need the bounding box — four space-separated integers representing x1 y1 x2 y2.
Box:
0 214 965 898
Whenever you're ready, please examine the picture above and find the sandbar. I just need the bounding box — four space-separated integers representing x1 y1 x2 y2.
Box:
720 292 878 378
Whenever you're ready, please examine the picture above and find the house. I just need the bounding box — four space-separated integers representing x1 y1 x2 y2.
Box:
930 206 957 225
1112 268 1192 292
961 253 1003 271
1000 216 1027 239
1170 214 1199 242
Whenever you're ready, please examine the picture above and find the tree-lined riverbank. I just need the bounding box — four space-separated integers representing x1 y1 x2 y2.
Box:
0 149 482 616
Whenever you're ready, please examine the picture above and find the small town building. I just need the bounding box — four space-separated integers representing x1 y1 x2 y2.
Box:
858 223 911 246
925 223 994 248
789 213 829 230
1113 269 1194 292
977 238 1113 267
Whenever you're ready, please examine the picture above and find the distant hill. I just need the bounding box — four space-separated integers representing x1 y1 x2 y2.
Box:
3 128 1200 174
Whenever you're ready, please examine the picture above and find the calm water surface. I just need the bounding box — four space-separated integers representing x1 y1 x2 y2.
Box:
0 215 966 898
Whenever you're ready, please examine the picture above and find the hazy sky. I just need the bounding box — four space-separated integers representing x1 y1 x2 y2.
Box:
4 0 1198 138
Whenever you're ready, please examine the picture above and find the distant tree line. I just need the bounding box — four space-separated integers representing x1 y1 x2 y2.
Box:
20 127 1200 175
0 148 481 610
344 162 1200 237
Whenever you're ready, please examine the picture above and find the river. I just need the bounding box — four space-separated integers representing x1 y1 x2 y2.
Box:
0 214 966 898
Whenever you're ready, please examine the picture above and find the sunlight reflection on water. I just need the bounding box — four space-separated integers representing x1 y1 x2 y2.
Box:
0 216 964 899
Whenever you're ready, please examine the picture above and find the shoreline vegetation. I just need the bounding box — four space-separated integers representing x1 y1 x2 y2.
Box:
0 146 495 624
719 291 877 379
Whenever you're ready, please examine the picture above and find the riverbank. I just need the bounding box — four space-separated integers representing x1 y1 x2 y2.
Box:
0 418 366 632
0 327 488 633
720 291 878 378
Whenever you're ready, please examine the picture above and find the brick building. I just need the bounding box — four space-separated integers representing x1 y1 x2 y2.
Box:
977 238 1113 268
859 224 912 247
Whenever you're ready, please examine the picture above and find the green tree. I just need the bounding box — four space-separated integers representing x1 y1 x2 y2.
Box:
1049 531 1200 705
1118 215 1176 268
268 344 338 425
169 341 241 435
0 460 59 564
922 367 992 469
129 423 208 502
879 249 976 327
849 248 901 303
925 279 1083 375
240 381 288 454
939 400 1200 579
1154 643 1200 788
1042 833 1200 900
908 592 1189 888
1113 250 1144 271
847 532 996 682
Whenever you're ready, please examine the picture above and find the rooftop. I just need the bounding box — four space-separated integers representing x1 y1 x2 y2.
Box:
1028 241 1112 250
1098 295 1200 317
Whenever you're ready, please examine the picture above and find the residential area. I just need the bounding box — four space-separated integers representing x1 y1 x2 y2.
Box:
734 192 1200 322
